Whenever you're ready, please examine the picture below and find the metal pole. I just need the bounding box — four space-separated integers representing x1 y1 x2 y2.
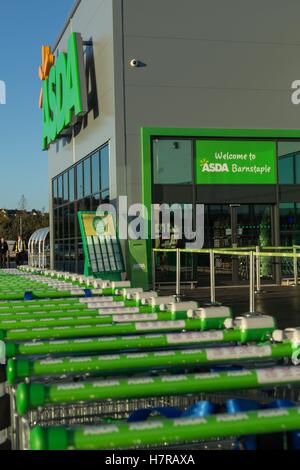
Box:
249 251 255 313
255 246 261 293
176 248 181 298
210 249 216 304
151 249 156 292
293 246 298 286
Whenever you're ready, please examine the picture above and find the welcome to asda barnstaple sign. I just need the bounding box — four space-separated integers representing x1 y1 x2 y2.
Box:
39 32 88 150
196 140 277 184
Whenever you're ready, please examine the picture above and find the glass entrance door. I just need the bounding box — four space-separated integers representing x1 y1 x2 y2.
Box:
234 204 274 283
235 205 273 248
204 204 274 285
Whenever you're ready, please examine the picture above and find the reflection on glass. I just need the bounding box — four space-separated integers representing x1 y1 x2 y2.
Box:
69 168 75 202
84 158 91 196
78 241 84 274
153 139 193 184
58 176 63 205
53 145 110 274
69 203 76 239
53 179 58 207
58 207 63 239
63 206 69 240
63 172 69 203
84 197 91 211
91 152 100 194
54 210 59 239
91 193 101 211
77 163 83 200
69 240 76 273
204 205 231 249
278 142 300 184
296 154 300 184
101 145 109 190
101 190 110 204
278 157 294 184
280 202 300 245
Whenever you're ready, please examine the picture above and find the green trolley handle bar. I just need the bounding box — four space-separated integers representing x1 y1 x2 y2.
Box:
3 330 240 358
16 365 300 415
0 318 223 343
6 342 293 385
0 319 273 350
0 290 84 301
29 406 300 450
0 305 91 317
0 309 230 329
0 309 104 322
0 298 150 316
0 297 81 308
5 324 274 359
0 311 187 329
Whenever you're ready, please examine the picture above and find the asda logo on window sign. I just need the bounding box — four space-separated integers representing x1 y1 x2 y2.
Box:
196 140 277 184
39 32 88 150
201 162 229 172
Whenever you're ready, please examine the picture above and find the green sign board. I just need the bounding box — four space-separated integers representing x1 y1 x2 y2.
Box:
196 140 277 184
41 33 88 150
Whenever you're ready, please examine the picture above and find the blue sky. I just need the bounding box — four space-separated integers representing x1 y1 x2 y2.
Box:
0 0 75 210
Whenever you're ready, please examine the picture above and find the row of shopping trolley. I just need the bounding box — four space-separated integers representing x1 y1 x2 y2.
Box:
1 266 300 449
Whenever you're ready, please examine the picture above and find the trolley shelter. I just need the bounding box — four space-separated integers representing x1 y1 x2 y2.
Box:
28 228 50 269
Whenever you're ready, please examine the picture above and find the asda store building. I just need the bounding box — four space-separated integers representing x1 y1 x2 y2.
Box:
45 0 300 287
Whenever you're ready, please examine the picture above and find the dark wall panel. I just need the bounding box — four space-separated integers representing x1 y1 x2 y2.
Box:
196 185 277 204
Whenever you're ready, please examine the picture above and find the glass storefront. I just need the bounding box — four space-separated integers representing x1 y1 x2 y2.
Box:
52 143 110 273
152 137 300 285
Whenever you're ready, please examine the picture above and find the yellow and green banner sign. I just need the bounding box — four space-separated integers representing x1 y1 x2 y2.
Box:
196 140 277 184
78 211 124 279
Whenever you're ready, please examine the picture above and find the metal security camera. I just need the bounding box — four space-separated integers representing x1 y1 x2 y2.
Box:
130 59 139 68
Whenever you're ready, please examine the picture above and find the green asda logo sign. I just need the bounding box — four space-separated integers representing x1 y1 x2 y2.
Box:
41 33 88 150
196 140 277 184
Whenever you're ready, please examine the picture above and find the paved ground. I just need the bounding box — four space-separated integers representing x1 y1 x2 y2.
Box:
159 285 300 330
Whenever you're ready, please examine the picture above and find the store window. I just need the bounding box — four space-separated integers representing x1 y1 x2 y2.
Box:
58 175 63 205
53 142 110 273
101 145 109 191
77 163 83 200
278 157 294 184
278 142 300 184
69 203 76 239
91 193 101 211
63 206 70 240
53 179 58 207
280 202 300 245
101 190 110 204
69 168 75 202
91 151 100 194
84 158 91 197
63 172 69 204
295 155 300 184
152 139 193 184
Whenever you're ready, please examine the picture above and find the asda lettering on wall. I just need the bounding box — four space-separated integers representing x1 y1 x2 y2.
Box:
40 32 88 150
196 140 277 184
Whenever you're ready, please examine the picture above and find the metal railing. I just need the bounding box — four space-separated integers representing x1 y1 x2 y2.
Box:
153 246 300 313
